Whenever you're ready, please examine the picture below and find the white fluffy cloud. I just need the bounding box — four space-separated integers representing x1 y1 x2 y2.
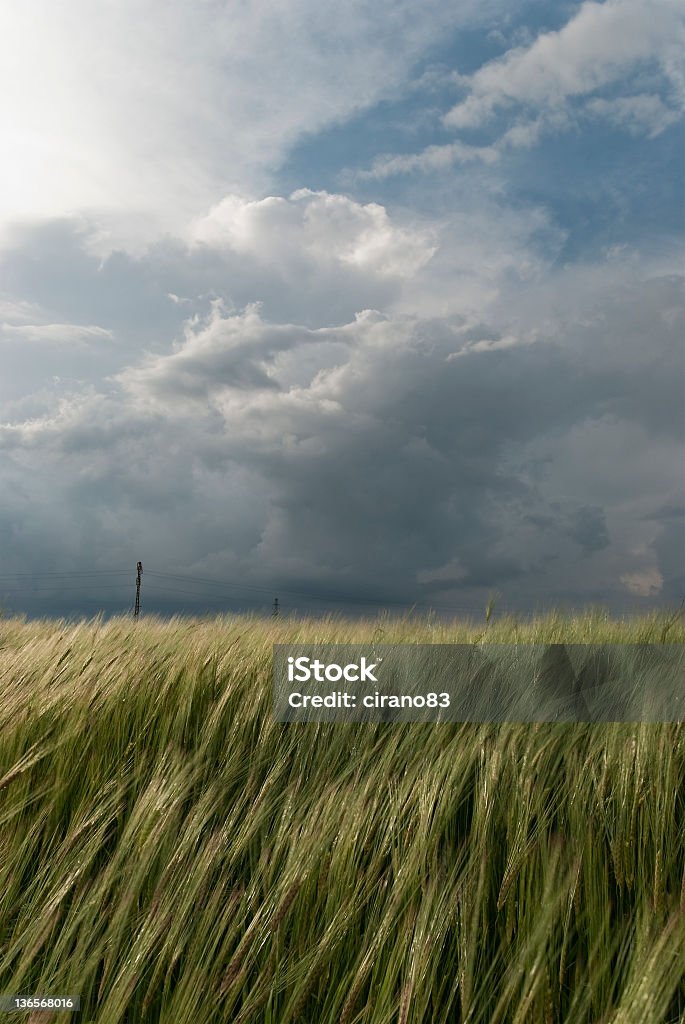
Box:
0 0 508 256
360 0 685 180
443 0 684 131
191 190 438 279
357 141 501 180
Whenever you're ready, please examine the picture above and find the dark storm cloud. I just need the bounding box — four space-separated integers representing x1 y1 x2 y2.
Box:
1 0 682 623
0 185 682 619
568 506 611 556
643 500 685 523
1 257 682 618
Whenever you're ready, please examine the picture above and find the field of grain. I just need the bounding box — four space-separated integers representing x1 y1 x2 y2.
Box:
1 609 684 1023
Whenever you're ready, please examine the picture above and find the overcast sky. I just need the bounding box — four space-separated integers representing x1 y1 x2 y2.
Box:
0 0 683 621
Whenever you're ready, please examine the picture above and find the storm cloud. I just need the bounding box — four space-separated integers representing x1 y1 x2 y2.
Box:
0 1 683 619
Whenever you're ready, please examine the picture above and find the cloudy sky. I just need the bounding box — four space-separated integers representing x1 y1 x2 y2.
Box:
0 0 683 620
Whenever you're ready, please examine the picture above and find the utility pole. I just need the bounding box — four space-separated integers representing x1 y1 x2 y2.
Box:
134 561 143 619
272 596 279 618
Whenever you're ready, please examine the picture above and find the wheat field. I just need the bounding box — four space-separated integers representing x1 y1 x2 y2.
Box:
1 608 684 1023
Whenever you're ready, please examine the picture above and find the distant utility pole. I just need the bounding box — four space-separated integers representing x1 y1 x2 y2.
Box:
134 561 143 619
272 597 279 618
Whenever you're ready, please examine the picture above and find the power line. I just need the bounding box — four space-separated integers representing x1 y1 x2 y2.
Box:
0 582 134 594
0 566 546 598
143 570 482 613
141 580 421 610
0 579 483 617
0 564 524 618
0 570 130 581
158 590 479 617
1 568 467 611
0 566 649 600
